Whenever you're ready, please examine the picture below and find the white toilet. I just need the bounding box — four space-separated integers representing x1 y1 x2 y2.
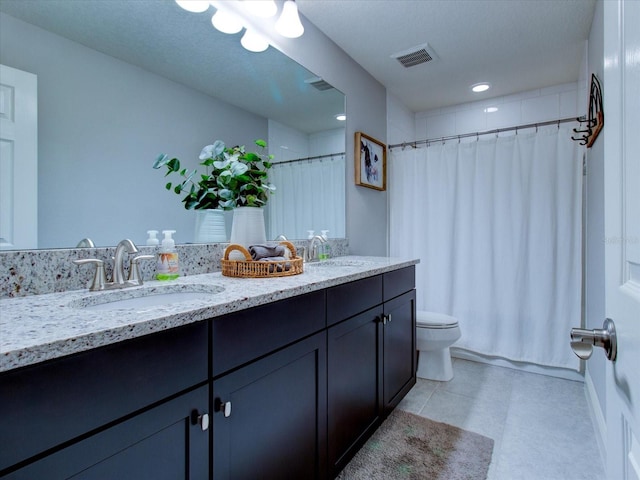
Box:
416 311 461 381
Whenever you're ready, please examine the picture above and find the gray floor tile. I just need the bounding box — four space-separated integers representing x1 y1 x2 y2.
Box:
407 359 605 480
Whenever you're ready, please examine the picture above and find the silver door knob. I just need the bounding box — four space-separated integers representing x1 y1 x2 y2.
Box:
570 318 616 361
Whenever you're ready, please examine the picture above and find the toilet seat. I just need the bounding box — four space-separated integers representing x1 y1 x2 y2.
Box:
416 311 459 329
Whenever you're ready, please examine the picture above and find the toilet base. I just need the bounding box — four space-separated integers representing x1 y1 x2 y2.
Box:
417 347 454 381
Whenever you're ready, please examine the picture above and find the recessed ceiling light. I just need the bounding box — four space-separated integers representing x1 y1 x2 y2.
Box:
484 107 498 113
335 114 346 121
471 83 491 93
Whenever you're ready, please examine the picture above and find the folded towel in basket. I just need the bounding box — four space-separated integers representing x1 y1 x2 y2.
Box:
249 244 287 261
258 256 291 273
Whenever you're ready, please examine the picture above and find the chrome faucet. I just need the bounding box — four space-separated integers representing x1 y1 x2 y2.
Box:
112 239 139 285
306 235 326 262
74 239 154 291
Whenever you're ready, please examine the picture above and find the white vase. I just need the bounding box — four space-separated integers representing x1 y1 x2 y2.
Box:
194 209 227 243
229 207 266 259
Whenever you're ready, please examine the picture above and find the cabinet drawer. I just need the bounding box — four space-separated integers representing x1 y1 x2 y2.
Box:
383 266 415 301
0 322 208 473
326 275 383 326
211 290 325 377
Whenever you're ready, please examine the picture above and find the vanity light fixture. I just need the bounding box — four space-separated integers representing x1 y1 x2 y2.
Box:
177 0 304 51
275 0 304 38
471 82 491 93
335 114 346 121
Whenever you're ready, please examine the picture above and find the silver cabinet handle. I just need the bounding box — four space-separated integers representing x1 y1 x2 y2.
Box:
380 314 392 325
191 410 210 431
570 318 617 361
216 399 232 418
198 413 210 431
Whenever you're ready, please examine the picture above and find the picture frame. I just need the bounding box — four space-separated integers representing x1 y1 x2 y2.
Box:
355 131 386 191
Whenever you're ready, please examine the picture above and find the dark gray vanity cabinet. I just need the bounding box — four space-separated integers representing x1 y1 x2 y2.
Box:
0 322 209 479
326 266 416 477
211 290 327 480
0 265 415 479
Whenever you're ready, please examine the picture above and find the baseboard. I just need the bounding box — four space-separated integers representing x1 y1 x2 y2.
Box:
450 348 584 381
584 369 607 468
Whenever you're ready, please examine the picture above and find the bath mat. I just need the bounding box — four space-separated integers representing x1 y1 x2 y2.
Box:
336 409 494 480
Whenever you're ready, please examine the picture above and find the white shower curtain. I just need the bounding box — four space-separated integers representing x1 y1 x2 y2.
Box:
267 155 345 239
389 128 582 370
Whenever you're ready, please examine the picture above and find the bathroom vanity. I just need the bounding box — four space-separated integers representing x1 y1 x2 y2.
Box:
0 257 417 479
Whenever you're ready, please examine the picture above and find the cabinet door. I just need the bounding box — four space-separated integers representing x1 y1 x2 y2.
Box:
213 332 327 480
383 289 417 412
5 386 209 480
327 305 384 477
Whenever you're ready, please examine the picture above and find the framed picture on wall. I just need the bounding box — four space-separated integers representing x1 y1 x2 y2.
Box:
355 131 386 191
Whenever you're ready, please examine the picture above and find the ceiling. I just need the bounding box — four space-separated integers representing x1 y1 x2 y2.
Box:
1 0 597 122
297 0 597 112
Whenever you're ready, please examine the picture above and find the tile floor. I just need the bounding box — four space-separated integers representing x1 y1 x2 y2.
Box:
397 358 605 480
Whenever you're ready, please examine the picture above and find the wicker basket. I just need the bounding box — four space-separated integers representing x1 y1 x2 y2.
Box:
221 241 303 278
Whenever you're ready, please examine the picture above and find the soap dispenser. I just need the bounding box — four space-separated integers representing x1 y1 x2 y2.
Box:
146 230 160 246
156 230 179 280
320 230 331 260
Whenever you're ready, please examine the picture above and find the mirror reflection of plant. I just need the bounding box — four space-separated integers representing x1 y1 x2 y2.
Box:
153 139 275 210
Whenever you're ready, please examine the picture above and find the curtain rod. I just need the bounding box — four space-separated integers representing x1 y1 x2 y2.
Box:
273 151 345 166
388 117 578 150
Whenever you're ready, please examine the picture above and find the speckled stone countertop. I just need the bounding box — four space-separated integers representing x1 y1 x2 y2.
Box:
0 256 418 373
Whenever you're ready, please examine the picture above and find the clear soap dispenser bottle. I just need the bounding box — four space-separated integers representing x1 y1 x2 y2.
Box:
319 230 331 260
156 230 179 280
146 230 160 246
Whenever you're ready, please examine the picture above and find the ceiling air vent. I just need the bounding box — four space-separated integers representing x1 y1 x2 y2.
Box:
305 77 334 91
391 43 438 68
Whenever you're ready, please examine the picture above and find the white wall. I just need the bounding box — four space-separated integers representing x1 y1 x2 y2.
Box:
415 82 581 139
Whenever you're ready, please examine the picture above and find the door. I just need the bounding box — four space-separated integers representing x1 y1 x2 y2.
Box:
0 64 37 249
327 305 383 477
603 1 640 479
382 289 416 412
213 332 327 480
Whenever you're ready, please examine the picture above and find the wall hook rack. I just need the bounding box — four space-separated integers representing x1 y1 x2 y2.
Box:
572 73 603 148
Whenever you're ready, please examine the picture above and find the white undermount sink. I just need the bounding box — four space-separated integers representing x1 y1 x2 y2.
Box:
69 284 225 311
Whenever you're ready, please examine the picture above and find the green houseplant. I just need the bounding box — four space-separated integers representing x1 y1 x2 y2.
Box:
153 139 276 210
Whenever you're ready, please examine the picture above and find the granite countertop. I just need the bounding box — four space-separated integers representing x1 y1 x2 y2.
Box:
0 256 418 373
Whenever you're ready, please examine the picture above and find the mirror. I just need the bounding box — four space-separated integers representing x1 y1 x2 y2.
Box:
0 0 345 250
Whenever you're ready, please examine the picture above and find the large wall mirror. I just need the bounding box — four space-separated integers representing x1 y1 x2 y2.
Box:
0 0 345 250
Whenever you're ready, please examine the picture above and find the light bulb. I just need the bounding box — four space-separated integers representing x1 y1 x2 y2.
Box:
275 0 304 38
471 83 491 93
243 0 277 18
175 0 210 13
241 29 269 52
211 9 243 34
